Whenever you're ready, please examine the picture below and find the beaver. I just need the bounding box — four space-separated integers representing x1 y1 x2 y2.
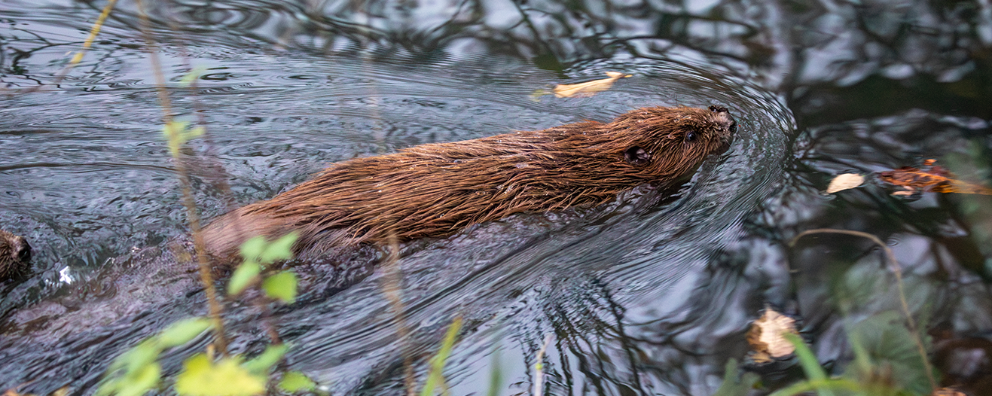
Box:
0 229 31 282
204 105 737 260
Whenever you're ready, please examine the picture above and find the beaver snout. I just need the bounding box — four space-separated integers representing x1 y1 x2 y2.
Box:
708 105 737 152
0 229 31 282
12 236 30 262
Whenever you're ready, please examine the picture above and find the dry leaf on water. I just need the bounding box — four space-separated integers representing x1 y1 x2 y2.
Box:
826 173 864 193
746 308 798 363
553 71 632 98
878 159 992 196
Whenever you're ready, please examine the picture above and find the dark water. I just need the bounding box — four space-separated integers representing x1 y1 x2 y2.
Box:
1 0 990 394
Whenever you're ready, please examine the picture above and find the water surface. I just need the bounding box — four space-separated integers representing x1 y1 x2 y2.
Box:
1 0 990 394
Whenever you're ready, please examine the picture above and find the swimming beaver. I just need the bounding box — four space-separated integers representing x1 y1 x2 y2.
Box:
204 105 737 260
0 229 31 282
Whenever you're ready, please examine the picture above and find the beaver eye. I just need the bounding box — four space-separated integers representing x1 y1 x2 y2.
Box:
684 131 697 142
623 146 651 165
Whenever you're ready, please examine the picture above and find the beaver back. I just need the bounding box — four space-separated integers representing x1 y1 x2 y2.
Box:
204 105 736 259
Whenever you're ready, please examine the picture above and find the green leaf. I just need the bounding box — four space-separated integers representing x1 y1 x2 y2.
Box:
845 311 936 395
121 339 161 375
486 348 503 396
712 358 761 396
262 271 298 303
768 378 864 396
161 122 204 159
782 333 834 396
175 354 266 396
116 362 162 396
163 121 191 158
259 232 298 264
187 126 205 140
279 371 317 393
158 318 213 348
178 66 208 87
421 317 462 396
228 261 262 296
239 236 268 262
242 344 289 375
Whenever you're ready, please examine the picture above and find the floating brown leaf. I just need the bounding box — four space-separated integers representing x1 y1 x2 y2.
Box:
826 173 864 194
746 308 798 363
877 160 992 195
553 71 632 98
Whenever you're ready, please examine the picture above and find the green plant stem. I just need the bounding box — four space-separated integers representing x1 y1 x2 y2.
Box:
135 0 228 356
789 228 936 391
382 234 416 396
533 334 552 396
767 378 865 396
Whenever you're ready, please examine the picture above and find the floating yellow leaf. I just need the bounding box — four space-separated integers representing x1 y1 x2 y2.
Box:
825 173 864 194
553 71 631 98
746 308 798 363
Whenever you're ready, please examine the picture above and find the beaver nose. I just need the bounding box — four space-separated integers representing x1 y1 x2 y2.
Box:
708 105 737 134
12 236 30 262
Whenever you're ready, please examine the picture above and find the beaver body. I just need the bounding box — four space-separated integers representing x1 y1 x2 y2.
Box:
0 229 31 282
204 105 736 260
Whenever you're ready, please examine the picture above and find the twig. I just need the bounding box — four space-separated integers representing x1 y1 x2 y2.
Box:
381 233 416 396
18 0 118 94
134 0 228 356
533 334 552 396
790 228 937 391
70 0 118 66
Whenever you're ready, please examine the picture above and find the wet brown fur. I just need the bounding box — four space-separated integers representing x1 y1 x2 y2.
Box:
204 105 736 260
0 229 31 282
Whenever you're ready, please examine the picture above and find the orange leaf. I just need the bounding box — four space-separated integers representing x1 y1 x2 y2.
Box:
877 160 992 195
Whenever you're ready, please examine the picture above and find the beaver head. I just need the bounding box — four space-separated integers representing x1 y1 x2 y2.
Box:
0 229 32 282
594 105 736 181
204 105 737 259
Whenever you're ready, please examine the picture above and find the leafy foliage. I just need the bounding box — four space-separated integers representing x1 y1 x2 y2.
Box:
97 319 213 396
174 354 266 396
162 121 204 159
760 311 936 396
99 234 309 396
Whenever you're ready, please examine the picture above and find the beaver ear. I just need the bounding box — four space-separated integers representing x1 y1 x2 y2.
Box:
623 146 651 165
